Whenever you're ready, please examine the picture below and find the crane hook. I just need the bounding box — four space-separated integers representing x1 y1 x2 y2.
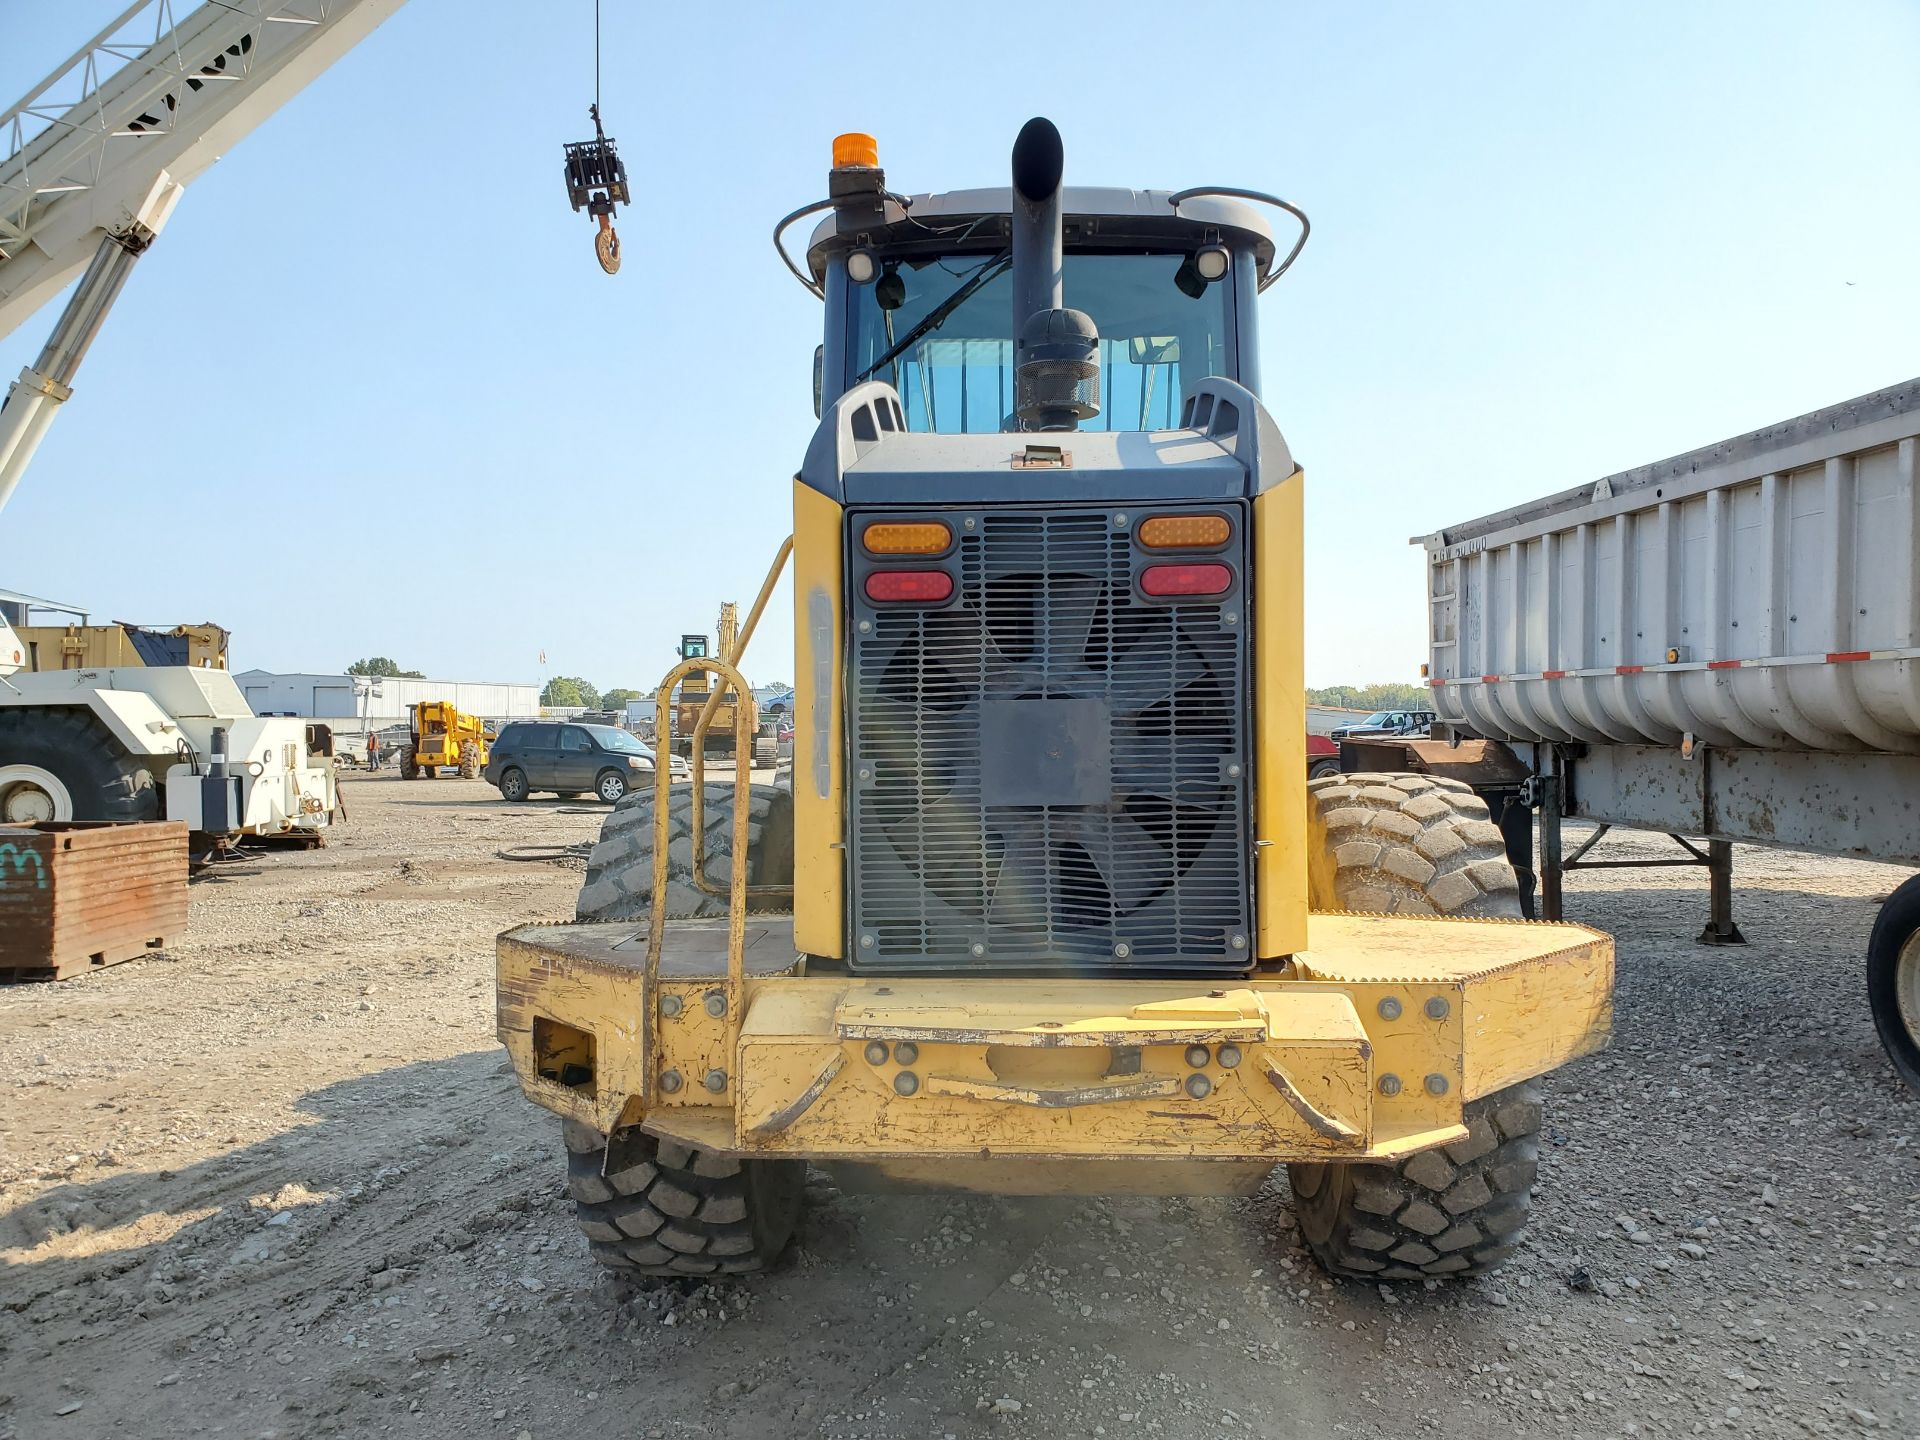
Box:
595 213 621 275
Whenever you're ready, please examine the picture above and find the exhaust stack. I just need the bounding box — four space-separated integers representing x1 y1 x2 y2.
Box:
1010 118 1099 432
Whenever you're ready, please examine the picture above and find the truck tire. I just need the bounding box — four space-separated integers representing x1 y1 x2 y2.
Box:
1308 757 1342 782
1288 770 1536 1280
498 766 529 802
1305 771 1522 917
400 749 421 781
1867 874 1920 1092
563 1119 803 1277
0 707 158 824
458 741 481 779
576 782 794 922
1290 1083 1542 1279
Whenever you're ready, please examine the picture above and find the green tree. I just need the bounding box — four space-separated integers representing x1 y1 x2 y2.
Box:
602 687 646 709
541 675 601 708
1306 682 1430 711
349 656 424 678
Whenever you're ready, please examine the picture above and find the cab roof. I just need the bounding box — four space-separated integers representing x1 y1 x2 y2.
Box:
806 187 1281 285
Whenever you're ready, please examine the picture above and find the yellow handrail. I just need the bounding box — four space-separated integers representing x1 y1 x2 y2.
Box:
644 653 756 1106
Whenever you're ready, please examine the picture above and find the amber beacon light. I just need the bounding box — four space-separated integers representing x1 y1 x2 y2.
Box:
833 132 880 169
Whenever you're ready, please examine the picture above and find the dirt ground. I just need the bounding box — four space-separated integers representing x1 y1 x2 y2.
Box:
1 774 1914 1439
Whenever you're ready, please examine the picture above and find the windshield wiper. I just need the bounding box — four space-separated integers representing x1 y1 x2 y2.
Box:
854 249 1012 385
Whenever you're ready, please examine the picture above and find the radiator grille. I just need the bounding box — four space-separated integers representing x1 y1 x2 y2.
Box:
847 505 1250 976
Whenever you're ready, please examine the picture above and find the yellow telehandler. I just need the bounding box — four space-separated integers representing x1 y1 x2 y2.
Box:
496 124 1613 1282
400 700 490 780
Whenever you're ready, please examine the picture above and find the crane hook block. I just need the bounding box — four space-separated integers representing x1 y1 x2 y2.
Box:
563 103 629 276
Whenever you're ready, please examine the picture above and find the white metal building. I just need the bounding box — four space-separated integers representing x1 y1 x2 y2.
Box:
232 671 539 723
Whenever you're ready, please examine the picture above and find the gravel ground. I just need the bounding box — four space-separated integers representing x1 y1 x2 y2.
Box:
1 775 1914 1438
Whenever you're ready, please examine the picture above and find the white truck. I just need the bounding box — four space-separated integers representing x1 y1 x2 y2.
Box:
0 615 337 857
1410 377 1920 1091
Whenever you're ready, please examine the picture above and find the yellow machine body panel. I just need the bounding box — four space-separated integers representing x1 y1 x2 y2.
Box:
790 479 846 958
17 621 229 672
1252 470 1309 959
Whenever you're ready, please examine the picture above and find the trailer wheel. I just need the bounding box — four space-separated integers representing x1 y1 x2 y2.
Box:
563 1119 803 1276
1290 1082 1541 1279
457 741 481 779
576 782 793 921
1308 758 1342 782
1306 771 1522 917
0 707 158 824
1867 875 1920 1092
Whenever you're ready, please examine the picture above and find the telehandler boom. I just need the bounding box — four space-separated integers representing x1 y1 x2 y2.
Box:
496 122 1614 1283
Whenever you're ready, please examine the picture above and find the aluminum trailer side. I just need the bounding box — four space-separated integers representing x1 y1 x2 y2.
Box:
1411 378 1920 1090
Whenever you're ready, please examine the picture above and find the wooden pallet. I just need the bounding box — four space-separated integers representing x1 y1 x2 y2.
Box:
0 820 187 981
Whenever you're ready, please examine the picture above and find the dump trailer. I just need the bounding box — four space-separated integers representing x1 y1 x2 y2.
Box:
401 700 489 779
496 124 1614 1283
0 617 336 858
1413 378 1920 1091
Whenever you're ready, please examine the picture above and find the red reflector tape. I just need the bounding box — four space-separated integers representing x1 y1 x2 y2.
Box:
1827 650 1870 663
1541 669 1567 679
1140 563 1231 597
1616 665 1643 674
1707 659 1742 670
865 569 953 603
1481 675 1502 684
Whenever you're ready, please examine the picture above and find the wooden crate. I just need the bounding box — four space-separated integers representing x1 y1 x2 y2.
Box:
0 820 188 982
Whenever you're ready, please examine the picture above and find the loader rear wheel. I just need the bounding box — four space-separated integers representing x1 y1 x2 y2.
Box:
0 707 158 824
1290 770 1537 1280
400 750 421 781
457 741 480 779
1306 771 1522 917
576 782 794 921
1867 874 1920 1092
563 1119 803 1276
1290 1082 1541 1279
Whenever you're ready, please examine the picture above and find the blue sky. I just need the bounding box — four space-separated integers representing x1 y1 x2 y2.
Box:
2 1 1915 692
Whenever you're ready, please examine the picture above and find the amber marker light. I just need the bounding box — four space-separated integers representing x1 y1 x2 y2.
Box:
833 133 879 169
1140 563 1232 597
1138 514 1231 549
866 570 954 603
862 520 952 555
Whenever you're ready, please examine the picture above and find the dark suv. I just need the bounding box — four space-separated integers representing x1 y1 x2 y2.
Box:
484 722 686 804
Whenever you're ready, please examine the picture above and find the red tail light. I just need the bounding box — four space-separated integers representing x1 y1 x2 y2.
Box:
1140 563 1231 597
865 569 954 603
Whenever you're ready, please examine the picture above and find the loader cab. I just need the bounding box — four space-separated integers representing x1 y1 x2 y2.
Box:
806 182 1287 430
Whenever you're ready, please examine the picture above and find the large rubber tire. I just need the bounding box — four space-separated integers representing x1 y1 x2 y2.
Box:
0 707 158 823
1290 769 1534 1280
400 750 421 781
563 1119 803 1276
457 740 480 779
1308 757 1342 782
1867 874 1920 1092
1291 1083 1542 1278
1305 771 1522 917
577 782 794 921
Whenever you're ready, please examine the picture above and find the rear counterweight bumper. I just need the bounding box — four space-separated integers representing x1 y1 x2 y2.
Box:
497 913 1611 1172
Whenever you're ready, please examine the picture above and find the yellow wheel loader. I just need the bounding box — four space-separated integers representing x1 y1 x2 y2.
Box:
401 700 490 780
496 123 1614 1282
